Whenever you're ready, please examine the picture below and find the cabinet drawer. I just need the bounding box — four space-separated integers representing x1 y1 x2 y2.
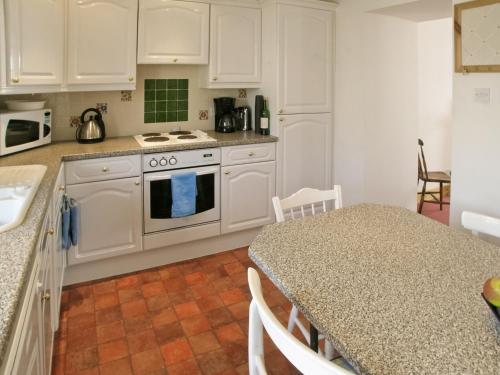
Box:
65 155 141 184
222 143 275 166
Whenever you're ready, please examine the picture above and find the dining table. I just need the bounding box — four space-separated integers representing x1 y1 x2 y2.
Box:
248 203 500 375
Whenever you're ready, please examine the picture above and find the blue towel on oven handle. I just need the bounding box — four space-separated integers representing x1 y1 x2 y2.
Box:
61 196 71 250
171 172 197 218
69 198 79 246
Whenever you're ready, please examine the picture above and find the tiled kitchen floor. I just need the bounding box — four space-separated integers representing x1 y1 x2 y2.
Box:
52 247 301 375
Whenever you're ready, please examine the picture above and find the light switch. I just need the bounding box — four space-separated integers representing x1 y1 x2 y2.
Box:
474 88 491 104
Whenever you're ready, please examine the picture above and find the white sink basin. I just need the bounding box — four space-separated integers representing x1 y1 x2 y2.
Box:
0 165 47 233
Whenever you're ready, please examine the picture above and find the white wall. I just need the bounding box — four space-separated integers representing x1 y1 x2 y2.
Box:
334 1 419 209
417 18 453 174
450 0 500 229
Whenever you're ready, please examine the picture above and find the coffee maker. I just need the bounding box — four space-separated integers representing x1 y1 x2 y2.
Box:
214 97 236 133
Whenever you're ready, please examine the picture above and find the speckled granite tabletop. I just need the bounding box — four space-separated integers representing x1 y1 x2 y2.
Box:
0 131 277 366
249 204 500 375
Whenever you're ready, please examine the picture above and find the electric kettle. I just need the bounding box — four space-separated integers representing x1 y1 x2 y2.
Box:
76 108 106 143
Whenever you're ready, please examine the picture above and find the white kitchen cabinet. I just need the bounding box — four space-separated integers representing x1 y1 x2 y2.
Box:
277 4 333 114
202 4 261 88
138 0 209 64
4 0 64 87
66 177 142 265
277 113 332 197
67 0 138 87
221 161 276 234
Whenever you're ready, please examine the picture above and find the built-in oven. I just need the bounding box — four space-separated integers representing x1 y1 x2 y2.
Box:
0 109 52 156
143 148 221 234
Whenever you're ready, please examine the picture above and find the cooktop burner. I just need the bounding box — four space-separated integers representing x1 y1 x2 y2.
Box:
178 135 197 140
142 132 161 137
144 136 169 142
169 131 192 136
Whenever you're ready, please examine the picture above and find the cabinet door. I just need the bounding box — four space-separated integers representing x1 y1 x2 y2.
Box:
66 177 142 265
138 0 209 64
209 5 261 84
277 4 332 114
67 0 138 85
277 113 332 197
40 254 53 375
221 161 275 234
4 0 64 86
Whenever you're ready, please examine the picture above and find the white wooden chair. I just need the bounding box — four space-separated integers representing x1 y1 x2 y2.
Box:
248 268 354 375
461 211 500 238
272 186 342 359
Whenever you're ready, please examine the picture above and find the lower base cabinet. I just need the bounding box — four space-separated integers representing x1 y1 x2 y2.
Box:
66 176 143 265
221 161 276 234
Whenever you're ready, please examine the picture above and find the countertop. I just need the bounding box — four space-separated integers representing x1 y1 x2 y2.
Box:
249 204 500 375
0 131 277 365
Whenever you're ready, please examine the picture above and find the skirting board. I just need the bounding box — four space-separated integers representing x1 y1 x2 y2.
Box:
63 227 261 286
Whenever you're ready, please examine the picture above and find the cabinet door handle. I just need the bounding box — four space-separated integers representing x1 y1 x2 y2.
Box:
248 152 255 156
11 77 19 83
224 171 231 175
213 77 218 81
173 58 178 63
102 167 109 172
135 181 140 186
279 109 283 114
128 76 134 82
59 185 65 191
279 118 284 122
42 292 50 302
47 228 54 235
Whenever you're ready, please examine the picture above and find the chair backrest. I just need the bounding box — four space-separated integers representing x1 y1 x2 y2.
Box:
462 211 500 238
272 186 343 223
418 138 428 180
247 268 353 375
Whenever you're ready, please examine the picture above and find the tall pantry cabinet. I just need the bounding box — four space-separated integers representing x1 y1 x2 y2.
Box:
261 0 334 198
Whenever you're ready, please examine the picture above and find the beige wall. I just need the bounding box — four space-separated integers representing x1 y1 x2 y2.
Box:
0 65 246 141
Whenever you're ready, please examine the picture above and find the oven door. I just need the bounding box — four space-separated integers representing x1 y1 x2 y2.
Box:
143 165 220 233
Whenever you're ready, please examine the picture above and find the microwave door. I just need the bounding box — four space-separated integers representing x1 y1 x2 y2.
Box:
5 120 40 147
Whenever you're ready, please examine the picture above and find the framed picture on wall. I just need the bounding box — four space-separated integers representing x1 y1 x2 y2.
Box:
455 0 500 72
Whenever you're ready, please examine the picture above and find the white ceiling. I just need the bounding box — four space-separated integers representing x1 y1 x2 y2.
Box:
368 0 452 22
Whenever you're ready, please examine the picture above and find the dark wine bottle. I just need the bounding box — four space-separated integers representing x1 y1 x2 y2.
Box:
260 98 270 136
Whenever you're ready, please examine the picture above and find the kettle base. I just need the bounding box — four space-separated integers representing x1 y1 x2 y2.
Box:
77 138 105 144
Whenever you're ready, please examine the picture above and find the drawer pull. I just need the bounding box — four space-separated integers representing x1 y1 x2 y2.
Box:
129 76 134 82
213 77 218 81
224 171 231 175
135 181 140 186
59 185 65 191
102 167 109 172
279 109 283 114
279 118 284 122
11 77 19 84
42 292 50 302
248 152 255 156
173 58 178 63
47 228 54 235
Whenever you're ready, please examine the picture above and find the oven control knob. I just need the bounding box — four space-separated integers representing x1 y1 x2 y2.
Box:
149 159 158 167
159 158 168 166
169 157 177 165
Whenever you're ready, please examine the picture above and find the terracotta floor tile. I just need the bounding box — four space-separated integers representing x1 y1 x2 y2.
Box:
98 338 129 364
146 294 170 312
67 312 96 333
95 306 122 326
219 288 247 306
190 283 217 299
265 290 289 308
118 287 142 304
196 349 234 375
158 265 182 280
197 294 224 312
229 272 248 287
52 354 65 375
205 307 234 328
180 314 211 336
140 269 162 283
160 337 194 365
94 292 119 311
68 285 93 302
99 357 133 375
123 314 153 334
223 261 245 275
126 328 158 354
164 276 189 292
214 253 239 265
151 307 178 329
188 331 221 355
205 267 229 282
236 362 250 375
154 321 185 345
223 341 248 366
215 323 246 345
67 298 95 318
266 350 301 375
185 271 208 286
167 289 195 304
142 281 166 298
212 276 236 292
66 326 97 352
233 247 249 262
178 261 202 275
92 280 116 296
70 367 100 375
228 301 250 321
167 359 202 375
65 346 99 373
53 337 66 356
174 301 200 319
121 299 147 319
130 348 165 375
116 274 142 289
96 320 125 344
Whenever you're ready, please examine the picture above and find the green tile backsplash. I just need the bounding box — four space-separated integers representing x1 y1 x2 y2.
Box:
144 79 189 123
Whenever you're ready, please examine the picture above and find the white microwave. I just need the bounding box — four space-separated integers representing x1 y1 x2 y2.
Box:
0 109 52 156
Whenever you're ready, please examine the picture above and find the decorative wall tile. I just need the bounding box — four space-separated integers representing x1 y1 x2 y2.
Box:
121 91 132 102
70 116 81 128
199 110 209 121
96 103 108 114
144 79 189 123
238 89 247 99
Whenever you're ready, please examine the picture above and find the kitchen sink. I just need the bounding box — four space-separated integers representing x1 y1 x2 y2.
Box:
0 165 47 234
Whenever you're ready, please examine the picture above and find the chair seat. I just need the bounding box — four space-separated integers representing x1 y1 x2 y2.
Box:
421 171 450 183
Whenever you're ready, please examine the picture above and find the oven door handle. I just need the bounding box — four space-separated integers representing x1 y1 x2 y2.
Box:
144 167 220 182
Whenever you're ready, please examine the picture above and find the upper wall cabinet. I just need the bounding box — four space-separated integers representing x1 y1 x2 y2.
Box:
138 0 209 64
202 4 261 88
4 0 64 87
277 4 332 114
67 0 138 87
